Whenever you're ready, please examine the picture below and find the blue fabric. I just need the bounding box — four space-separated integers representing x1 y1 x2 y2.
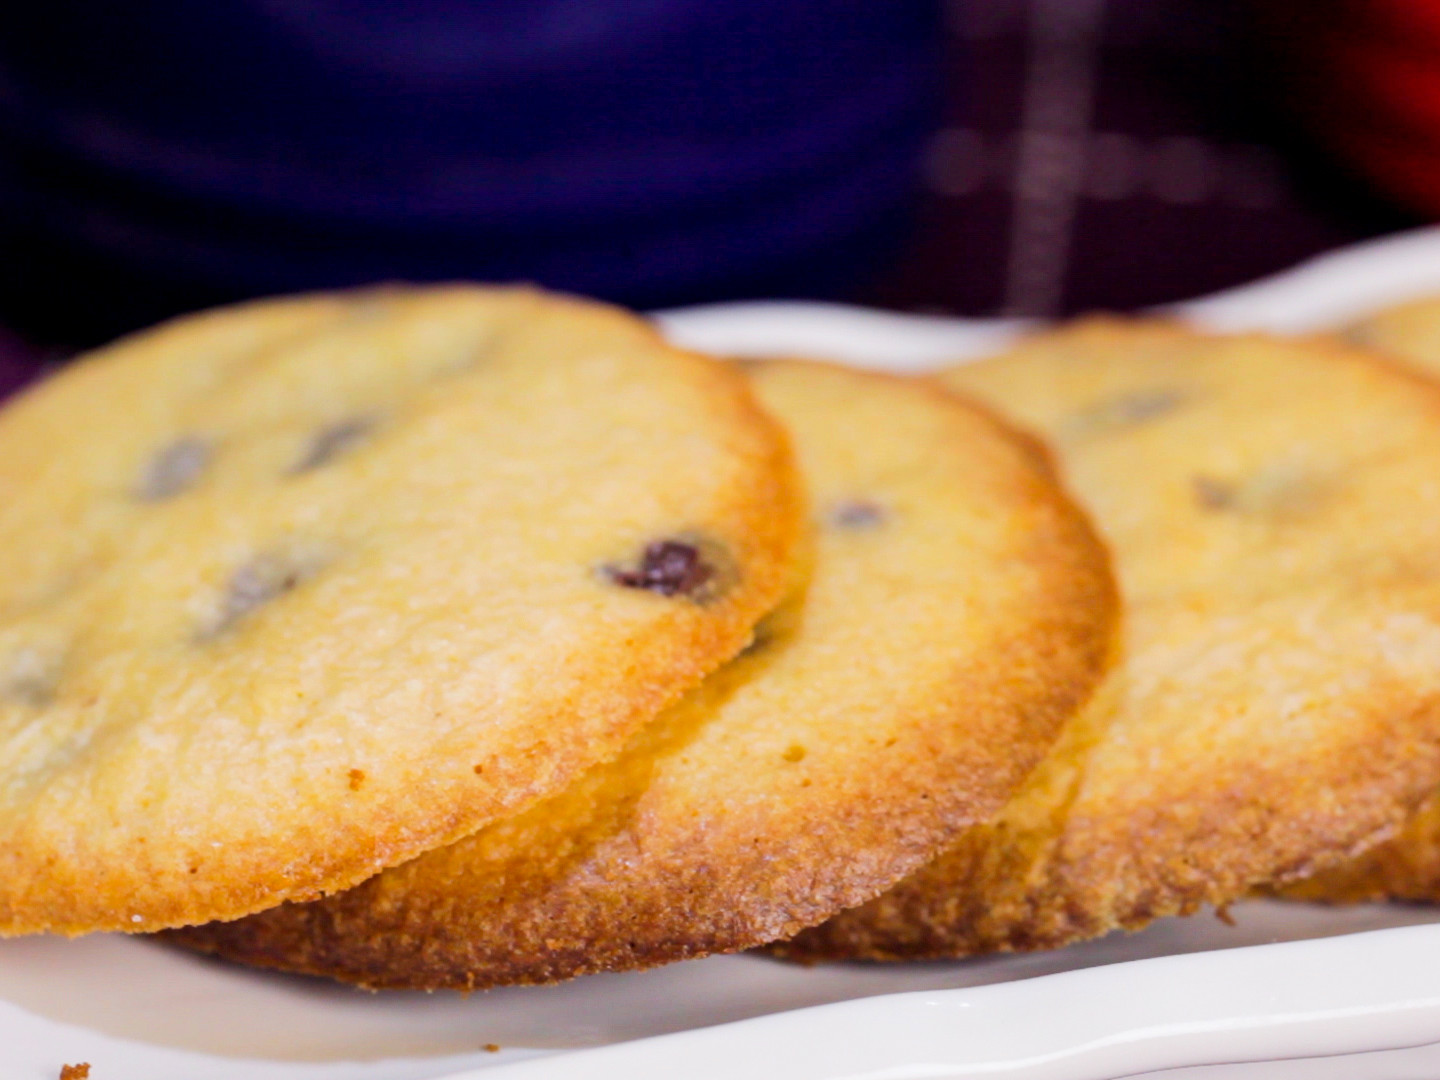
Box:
0 0 941 332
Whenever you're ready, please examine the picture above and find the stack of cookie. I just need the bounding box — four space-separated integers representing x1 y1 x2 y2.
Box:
787 317 1440 960
6 285 1440 991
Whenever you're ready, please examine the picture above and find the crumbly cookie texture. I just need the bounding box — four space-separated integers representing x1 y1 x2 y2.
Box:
0 285 802 935
781 318 1440 960
163 359 1115 989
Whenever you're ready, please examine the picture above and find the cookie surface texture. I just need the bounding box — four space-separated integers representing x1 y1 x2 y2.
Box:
782 318 1440 960
164 359 1115 988
0 285 802 934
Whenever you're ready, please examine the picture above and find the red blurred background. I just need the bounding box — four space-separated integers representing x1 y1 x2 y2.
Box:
861 0 1421 319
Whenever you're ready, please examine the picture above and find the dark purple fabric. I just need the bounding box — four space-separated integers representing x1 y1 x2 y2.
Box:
0 0 942 344
0 330 39 399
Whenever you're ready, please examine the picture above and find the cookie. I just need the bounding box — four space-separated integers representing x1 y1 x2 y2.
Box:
1345 295 1440 379
163 359 1116 989
1274 295 1440 905
0 284 802 935
781 318 1440 961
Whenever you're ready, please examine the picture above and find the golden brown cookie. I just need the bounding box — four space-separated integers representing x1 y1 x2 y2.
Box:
781 318 1440 961
1274 295 1440 904
163 359 1115 989
0 285 802 935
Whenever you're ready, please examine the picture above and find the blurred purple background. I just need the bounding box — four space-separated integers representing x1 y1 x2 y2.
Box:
0 0 1417 394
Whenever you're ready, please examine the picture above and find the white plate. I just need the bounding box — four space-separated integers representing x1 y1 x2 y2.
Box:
12 227 1440 1080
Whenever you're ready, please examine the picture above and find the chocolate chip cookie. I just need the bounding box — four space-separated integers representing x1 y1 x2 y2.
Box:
783 319 1440 960
0 285 802 935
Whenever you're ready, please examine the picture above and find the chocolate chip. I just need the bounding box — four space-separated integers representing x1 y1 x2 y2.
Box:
136 437 210 500
203 545 329 637
605 540 716 599
224 560 305 618
1193 464 1321 516
1 648 60 707
828 500 886 528
1067 389 1186 436
1192 475 1235 510
292 417 374 474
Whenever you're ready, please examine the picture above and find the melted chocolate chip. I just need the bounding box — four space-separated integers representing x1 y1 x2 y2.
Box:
205 547 328 636
292 417 374 474
1109 390 1185 424
225 561 304 619
1192 475 1235 510
137 437 211 500
1 648 60 707
828 500 886 528
1194 463 1324 517
1067 389 1186 436
606 540 715 599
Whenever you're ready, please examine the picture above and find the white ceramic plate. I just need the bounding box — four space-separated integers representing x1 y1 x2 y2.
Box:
12 227 1440 1080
